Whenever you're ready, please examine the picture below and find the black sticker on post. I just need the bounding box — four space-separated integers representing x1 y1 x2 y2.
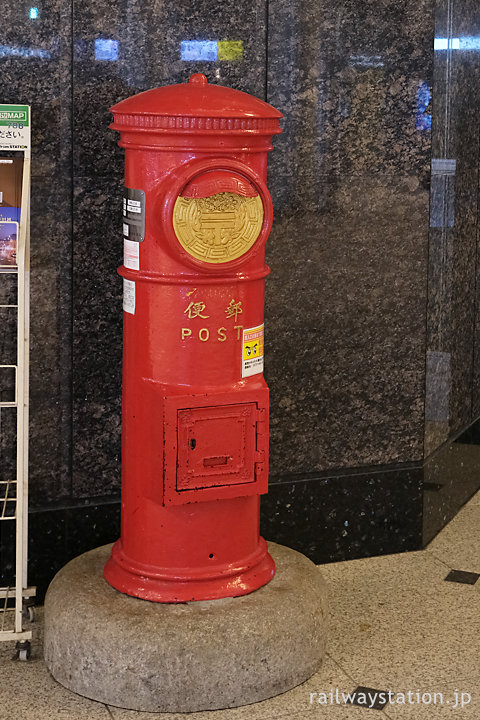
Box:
122 188 145 242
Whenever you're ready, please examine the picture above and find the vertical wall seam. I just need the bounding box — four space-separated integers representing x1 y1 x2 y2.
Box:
469 92 480 420
265 0 269 103
69 0 75 499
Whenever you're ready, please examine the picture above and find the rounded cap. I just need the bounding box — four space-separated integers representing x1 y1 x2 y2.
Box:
110 74 282 135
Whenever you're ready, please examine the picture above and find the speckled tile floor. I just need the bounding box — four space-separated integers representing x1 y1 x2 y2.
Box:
1 490 480 719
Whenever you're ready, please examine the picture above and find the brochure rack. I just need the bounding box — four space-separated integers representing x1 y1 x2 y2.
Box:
0 105 35 659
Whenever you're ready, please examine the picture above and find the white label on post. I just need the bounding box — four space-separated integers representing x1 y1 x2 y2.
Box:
124 238 139 270
123 278 136 315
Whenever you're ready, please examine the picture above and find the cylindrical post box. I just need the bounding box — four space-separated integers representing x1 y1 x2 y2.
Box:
103 73 282 602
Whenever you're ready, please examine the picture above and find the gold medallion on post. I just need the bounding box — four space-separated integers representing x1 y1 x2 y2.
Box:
173 192 264 264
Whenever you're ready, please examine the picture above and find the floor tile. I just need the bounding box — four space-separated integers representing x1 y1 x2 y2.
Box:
0 606 110 719
0 650 110 720
3 493 480 719
347 686 389 710
427 504 480 573
278 706 388 718
444 569 480 585
321 550 480 687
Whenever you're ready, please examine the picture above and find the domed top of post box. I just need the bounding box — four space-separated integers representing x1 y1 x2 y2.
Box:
110 74 282 135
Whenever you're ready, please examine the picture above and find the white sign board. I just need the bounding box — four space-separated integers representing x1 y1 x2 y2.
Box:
0 105 31 157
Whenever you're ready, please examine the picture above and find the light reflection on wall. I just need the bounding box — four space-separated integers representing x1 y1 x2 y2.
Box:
435 36 480 50
180 40 244 62
416 82 432 131
181 41 218 61
0 45 50 59
349 54 384 68
95 38 119 62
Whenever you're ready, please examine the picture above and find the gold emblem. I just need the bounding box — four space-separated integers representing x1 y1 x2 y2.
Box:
173 192 263 264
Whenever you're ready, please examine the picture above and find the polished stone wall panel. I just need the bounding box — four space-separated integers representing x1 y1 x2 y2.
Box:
73 0 267 179
448 170 477 430
0 1 73 505
426 173 478 451
441 0 480 434
262 467 424 562
267 0 434 212
423 419 480 545
29 188 73 505
72 177 123 498
425 0 480 452
266 177 429 475
455 1 480 422
1 1 72 180
473 234 480 415
266 0 433 473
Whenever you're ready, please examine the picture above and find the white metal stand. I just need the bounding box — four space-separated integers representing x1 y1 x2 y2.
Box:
0 106 36 658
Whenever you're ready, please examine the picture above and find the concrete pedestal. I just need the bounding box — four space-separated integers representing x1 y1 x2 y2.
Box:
44 542 328 713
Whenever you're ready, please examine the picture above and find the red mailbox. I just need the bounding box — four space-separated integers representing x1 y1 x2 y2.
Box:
103 74 282 602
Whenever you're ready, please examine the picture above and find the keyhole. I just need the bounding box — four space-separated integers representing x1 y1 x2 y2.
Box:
190 438 196 450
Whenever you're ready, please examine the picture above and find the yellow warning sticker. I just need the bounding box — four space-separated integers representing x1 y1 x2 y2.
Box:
242 324 264 378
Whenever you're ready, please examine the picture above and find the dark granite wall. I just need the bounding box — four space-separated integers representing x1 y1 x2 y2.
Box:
1 0 480 593
425 0 480 454
266 0 433 474
71 0 268 498
1 1 73 507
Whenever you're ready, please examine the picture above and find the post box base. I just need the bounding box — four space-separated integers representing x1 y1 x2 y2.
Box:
44 542 328 713
103 536 276 602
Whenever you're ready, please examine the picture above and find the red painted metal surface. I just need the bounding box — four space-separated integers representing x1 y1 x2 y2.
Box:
103 74 282 602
